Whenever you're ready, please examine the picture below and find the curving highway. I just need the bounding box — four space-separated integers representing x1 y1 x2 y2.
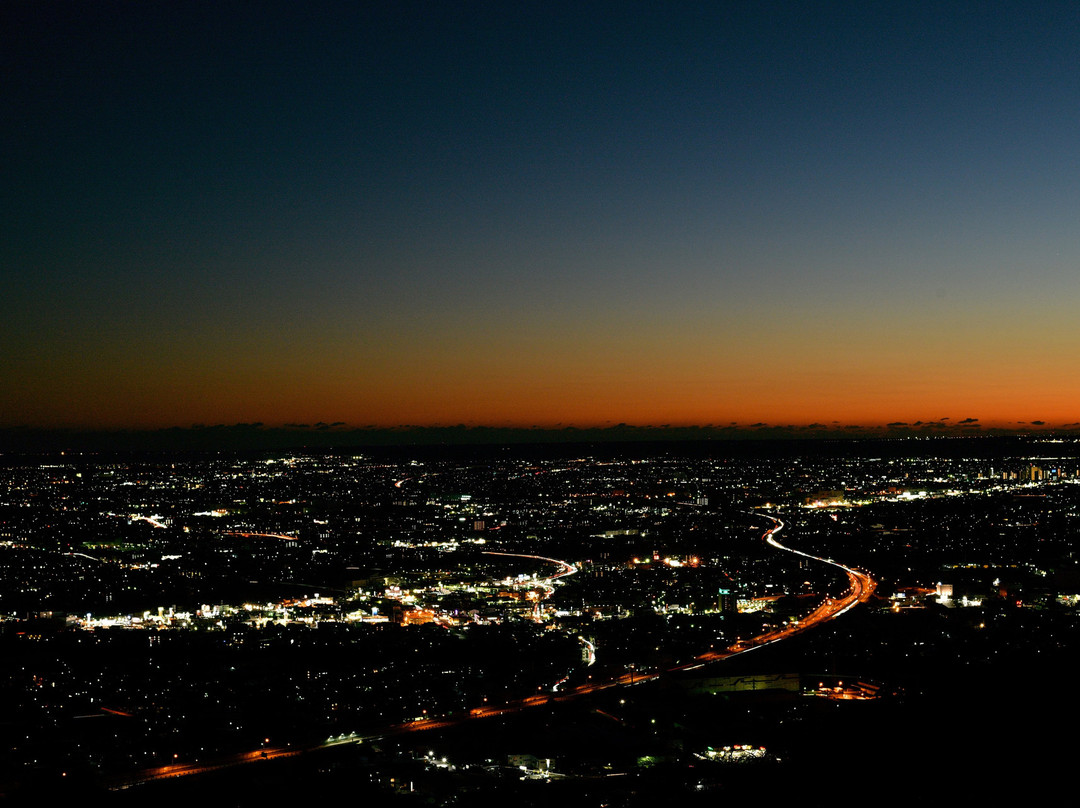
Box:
760 514 875 620
111 512 875 789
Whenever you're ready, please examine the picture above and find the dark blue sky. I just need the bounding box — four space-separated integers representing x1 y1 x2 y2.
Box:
5 2 1080 431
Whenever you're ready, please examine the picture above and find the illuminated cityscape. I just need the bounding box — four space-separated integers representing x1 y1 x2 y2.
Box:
2 437 1079 802
7 3 1080 802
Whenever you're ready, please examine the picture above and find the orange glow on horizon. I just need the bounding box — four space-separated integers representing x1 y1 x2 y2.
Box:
6 295 1080 433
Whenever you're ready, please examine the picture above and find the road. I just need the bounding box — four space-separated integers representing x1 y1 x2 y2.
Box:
673 514 875 668
111 513 875 789
481 550 577 583
482 550 578 620
761 514 876 620
377 516 877 726
223 531 299 542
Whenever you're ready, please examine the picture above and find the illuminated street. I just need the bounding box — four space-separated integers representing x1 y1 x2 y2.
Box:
109 511 879 789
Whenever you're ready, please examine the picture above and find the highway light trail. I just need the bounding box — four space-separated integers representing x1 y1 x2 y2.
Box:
670 513 876 666
112 517 873 790
481 551 577 582
222 531 299 542
759 514 876 619
481 550 577 621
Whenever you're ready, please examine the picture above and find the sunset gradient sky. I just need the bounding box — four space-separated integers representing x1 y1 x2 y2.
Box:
5 2 1080 435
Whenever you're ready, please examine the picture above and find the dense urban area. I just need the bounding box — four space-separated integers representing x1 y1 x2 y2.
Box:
3 437 1079 804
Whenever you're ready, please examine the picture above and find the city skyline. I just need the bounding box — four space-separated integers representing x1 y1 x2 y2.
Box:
3 443 1076 799
6 2 1080 435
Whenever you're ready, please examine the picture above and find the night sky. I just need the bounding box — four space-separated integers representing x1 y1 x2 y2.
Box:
5 2 1080 434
